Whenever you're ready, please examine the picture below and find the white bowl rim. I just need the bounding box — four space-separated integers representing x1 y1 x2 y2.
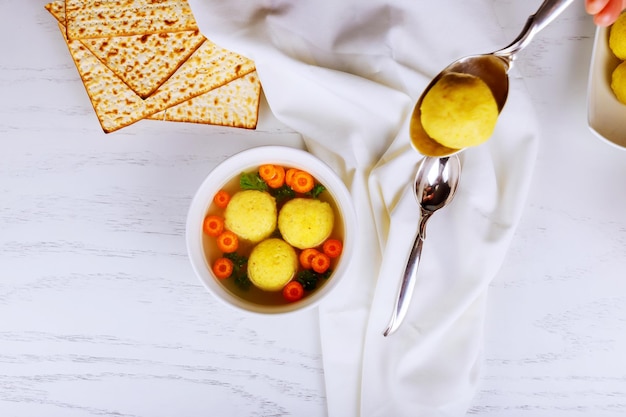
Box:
586 25 626 150
186 145 357 315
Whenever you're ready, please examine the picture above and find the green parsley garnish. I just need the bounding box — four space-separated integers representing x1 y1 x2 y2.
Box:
224 252 252 291
240 172 267 191
296 269 332 291
269 184 296 205
306 183 326 199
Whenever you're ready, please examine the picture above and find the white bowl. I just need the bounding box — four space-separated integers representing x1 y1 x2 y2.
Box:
587 25 626 150
186 145 356 315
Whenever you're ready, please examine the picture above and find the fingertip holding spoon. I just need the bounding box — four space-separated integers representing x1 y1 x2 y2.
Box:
410 0 576 157
383 155 461 337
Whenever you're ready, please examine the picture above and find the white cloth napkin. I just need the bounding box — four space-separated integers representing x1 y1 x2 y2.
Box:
189 0 540 415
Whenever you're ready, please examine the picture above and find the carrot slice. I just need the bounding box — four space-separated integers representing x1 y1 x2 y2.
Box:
311 252 331 273
203 215 224 237
322 239 343 258
291 170 315 193
259 164 277 182
216 230 239 253
285 168 298 187
266 165 286 188
283 281 304 302
213 190 231 208
299 248 320 269
212 257 234 279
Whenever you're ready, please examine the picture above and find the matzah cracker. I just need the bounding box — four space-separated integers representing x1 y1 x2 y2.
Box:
145 38 256 111
149 71 261 129
44 0 64 22
58 22 157 132
57 20 256 132
48 0 205 98
65 0 198 40
83 30 206 98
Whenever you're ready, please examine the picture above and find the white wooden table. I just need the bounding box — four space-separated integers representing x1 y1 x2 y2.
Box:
1 1 625 416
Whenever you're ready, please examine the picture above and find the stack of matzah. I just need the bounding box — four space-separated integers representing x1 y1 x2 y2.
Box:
45 0 261 133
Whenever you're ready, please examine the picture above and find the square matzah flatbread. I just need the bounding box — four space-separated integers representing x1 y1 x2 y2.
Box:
48 1 260 132
57 20 256 132
149 71 261 129
65 0 198 40
83 30 206 98
48 0 205 98
58 22 158 131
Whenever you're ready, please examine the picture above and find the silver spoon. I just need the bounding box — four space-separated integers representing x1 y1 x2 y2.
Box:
410 0 576 157
383 155 461 337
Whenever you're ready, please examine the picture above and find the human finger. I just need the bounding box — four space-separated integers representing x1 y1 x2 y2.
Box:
586 0 611 14
593 0 624 26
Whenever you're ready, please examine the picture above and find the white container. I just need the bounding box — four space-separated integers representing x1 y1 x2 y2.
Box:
186 146 357 315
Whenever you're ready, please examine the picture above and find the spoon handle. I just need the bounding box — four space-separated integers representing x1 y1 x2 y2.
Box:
531 0 576 33
383 222 426 337
496 0 575 59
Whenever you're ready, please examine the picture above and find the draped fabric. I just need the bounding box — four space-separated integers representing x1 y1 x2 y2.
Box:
189 1 539 415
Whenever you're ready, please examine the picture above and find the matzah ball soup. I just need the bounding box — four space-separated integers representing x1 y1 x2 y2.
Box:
201 164 345 306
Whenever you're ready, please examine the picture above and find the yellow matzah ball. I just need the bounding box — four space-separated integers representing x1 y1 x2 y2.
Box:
611 61 626 104
420 72 499 150
247 238 298 291
224 190 276 243
609 12 626 60
278 198 334 250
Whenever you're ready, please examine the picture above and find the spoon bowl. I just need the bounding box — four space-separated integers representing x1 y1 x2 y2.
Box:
383 155 461 336
410 0 575 157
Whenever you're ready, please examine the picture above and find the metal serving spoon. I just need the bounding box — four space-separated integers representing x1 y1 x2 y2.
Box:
383 155 461 336
410 0 576 157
